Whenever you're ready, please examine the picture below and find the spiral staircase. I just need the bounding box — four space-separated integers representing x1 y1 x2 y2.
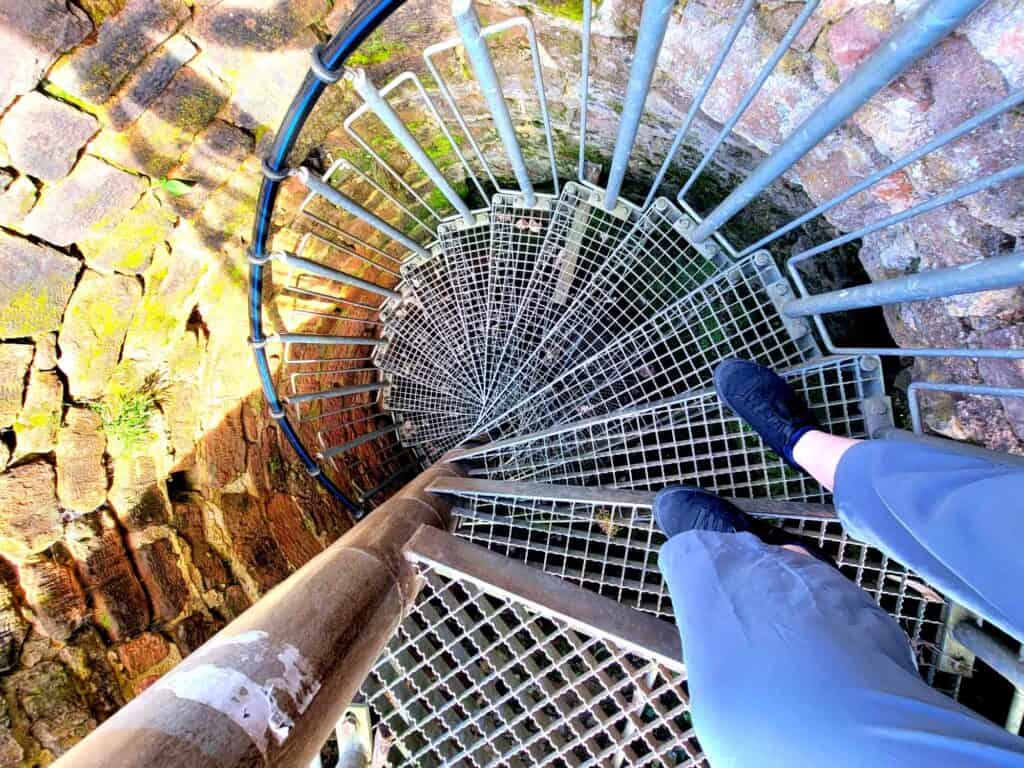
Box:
241 0 1024 763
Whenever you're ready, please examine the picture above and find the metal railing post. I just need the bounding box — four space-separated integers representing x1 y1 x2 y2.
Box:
603 0 674 210
347 69 474 225
783 250 1024 317
452 0 536 206
54 461 463 768
294 168 429 258
691 0 987 242
275 251 402 302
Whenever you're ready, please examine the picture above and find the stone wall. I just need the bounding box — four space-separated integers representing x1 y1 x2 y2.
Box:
0 0 1021 761
0 0 365 762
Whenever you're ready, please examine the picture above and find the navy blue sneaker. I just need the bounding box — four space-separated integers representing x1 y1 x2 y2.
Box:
653 486 753 539
654 485 837 568
713 359 819 471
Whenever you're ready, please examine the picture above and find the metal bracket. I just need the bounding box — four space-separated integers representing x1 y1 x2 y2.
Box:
936 603 978 677
862 395 894 437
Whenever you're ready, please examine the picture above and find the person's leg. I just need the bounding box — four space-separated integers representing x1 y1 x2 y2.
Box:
655 489 1024 767
791 430 859 491
714 358 1024 640
833 439 1024 640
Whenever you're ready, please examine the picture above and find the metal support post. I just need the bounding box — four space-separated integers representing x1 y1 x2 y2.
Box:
453 0 536 205
295 168 429 258
54 462 463 768
287 382 385 404
275 251 401 302
692 0 987 242
347 69 474 224
783 251 1024 317
604 0 674 211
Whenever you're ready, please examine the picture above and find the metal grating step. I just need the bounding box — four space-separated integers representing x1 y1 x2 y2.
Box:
426 478 961 696
480 184 641 423
455 355 882 499
488 196 726 419
360 527 704 767
476 254 819 439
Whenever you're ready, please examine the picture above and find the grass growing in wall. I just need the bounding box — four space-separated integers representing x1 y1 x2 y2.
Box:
91 374 164 449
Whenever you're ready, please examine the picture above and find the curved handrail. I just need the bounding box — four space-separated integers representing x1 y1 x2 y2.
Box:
247 0 409 514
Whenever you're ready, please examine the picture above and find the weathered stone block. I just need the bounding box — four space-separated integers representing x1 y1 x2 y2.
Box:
47 0 190 106
0 0 92 111
121 243 206 365
18 555 88 641
129 535 190 623
109 476 172 532
32 333 58 371
58 270 142 399
115 631 168 677
23 155 146 248
173 495 231 590
214 494 290 598
90 65 228 177
0 231 79 338
265 492 323 569
0 560 28 674
172 612 221 653
0 344 33 428
104 33 198 130
56 408 107 514
164 119 253 216
56 625 125 720
191 0 324 129
0 174 37 229
0 93 98 181
10 660 95 756
0 462 61 561
827 5 892 82
0 705 22 768
77 191 177 276
12 368 63 461
65 513 150 641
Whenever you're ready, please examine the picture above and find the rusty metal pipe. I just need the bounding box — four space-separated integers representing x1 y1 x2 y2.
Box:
55 461 462 768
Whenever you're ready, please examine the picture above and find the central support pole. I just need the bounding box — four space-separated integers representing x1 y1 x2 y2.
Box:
604 0 674 211
55 461 463 768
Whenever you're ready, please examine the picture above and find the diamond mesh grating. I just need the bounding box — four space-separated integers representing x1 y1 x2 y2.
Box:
448 493 960 694
360 564 704 767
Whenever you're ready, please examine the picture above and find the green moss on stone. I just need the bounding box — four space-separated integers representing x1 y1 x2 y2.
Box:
531 0 601 23
348 31 408 66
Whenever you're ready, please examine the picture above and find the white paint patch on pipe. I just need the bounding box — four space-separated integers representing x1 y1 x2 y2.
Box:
155 664 275 755
149 633 322 755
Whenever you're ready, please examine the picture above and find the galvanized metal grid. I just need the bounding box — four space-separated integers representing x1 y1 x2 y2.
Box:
482 185 641 419
360 564 702 767
458 356 880 500
483 194 554 399
447 492 960 693
399 252 491 403
481 256 820 436
438 215 495 394
494 197 724 404
375 302 484 407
